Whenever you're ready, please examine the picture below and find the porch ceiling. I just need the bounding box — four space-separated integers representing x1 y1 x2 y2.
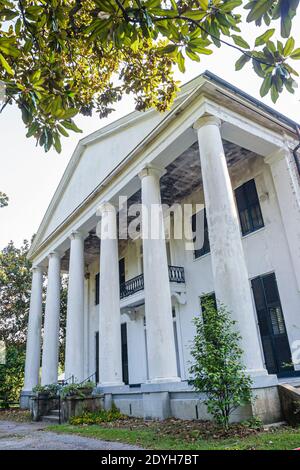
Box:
60 139 259 270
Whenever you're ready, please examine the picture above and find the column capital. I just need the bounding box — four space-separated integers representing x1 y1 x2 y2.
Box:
69 230 83 242
96 201 117 217
265 147 289 166
193 114 221 131
32 265 43 274
138 165 166 181
48 251 61 261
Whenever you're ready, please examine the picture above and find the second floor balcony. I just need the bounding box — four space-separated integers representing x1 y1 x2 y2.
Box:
120 265 185 302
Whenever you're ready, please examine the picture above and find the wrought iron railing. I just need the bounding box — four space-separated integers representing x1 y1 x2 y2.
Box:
168 265 185 284
79 372 97 385
120 265 185 299
120 274 144 299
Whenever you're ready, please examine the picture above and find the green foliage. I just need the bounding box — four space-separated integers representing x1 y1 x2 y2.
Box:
189 298 253 430
0 240 32 345
0 239 68 403
0 1 299 153
60 381 96 399
242 416 263 430
32 383 61 397
0 191 8 208
69 404 126 425
0 345 25 407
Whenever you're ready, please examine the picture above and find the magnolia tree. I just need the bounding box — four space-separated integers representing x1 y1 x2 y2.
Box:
0 1 299 153
189 297 253 429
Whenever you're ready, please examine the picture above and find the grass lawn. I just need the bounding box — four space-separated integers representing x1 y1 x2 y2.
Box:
48 420 300 450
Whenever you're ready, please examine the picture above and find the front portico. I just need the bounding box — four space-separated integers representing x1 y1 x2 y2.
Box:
21 72 300 422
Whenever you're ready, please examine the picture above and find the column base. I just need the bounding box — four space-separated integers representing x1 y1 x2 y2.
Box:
147 376 181 385
99 381 124 388
20 390 33 409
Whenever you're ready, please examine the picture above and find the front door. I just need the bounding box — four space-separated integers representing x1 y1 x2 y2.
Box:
121 323 129 385
251 273 294 377
95 331 99 383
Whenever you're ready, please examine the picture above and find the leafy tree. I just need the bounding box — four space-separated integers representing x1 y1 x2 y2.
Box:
0 239 68 403
0 1 299 153
0 240 32 344
0 346 25 407
189 297 252 430
0 191 8 208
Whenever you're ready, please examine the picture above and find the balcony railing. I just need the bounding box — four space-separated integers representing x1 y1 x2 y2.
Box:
120 265 185 300
168 265 185 284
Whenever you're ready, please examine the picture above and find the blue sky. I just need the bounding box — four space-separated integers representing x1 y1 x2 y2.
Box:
1 15 300 249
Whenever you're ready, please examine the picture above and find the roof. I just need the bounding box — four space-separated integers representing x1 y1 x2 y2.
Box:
28 70 300 260
202 70 299 130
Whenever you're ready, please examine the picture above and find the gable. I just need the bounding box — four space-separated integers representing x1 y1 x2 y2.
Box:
41 109 165 243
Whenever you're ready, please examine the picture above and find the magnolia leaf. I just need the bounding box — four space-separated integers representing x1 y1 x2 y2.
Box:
255 29 275 47
231 35 250 49
283 37 295 56
260 74 272 97
290 48 300 60
0 53 13 75
235 54 251 71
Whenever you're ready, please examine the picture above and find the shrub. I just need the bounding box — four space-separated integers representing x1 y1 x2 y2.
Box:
60 381 95 399
189 298 253 430
32 383 61 397
69 404 126 425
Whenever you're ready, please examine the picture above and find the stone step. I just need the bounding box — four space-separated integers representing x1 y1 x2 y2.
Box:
41 415 60 423
49 409 60 416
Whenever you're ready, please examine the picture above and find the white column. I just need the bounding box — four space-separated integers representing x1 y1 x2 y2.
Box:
65 231 84 382
23 266 43 391
97 203 123 386
41 252 61 385
194 115 266 375
266 148 300 291
139 166 179 383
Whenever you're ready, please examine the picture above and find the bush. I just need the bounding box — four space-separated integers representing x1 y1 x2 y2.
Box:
189 298 253 430
32 383 61 397
69 404 126 425
60 381 95 399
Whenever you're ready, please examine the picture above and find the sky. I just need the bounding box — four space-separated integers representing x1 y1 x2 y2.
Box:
0 13 300 249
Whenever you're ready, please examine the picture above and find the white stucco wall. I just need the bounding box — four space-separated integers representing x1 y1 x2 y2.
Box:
83 153 300 382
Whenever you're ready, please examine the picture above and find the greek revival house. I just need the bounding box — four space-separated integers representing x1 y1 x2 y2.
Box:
21 71 300 422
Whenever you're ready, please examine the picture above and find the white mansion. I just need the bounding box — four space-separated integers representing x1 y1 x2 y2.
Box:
21 71 300 422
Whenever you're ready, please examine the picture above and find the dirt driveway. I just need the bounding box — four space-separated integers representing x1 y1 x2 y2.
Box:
0 420 141 450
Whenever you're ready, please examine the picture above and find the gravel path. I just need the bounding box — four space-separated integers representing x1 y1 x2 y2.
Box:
0 420 142 450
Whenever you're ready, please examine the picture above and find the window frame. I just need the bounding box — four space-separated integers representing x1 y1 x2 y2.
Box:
235 179 264 236
192 208 210 259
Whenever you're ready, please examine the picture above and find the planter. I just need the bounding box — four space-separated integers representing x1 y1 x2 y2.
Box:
61 395 104 423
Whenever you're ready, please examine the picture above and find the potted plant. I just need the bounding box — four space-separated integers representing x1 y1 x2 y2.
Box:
61 381 95 400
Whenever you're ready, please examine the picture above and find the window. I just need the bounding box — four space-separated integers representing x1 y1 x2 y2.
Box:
192 208 210 259
95 273 99 305
235 179 264 236
121 323 129 385
119 258 125 285
172 307 181 378
251 272 293 376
